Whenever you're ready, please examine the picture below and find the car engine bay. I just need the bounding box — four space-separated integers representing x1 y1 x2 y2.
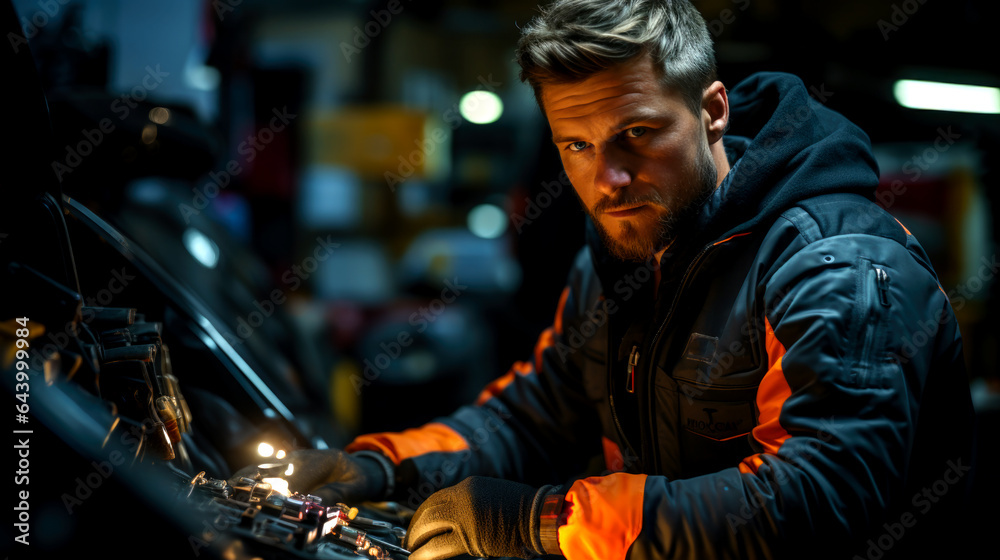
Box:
2 190 413 558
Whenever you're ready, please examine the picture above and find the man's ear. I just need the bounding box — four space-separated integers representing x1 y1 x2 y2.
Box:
702 81 729 145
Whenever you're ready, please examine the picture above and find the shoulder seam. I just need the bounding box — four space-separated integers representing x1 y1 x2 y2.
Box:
778 201 908 250
778 207 821 244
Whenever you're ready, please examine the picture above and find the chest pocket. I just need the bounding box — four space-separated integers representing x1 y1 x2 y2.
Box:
666 333 762 478
674 380 758 477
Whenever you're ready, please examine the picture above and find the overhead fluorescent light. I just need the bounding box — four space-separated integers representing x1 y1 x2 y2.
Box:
893 79 1000 114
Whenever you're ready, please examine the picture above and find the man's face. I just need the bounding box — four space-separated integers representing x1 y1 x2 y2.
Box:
541 56 721 261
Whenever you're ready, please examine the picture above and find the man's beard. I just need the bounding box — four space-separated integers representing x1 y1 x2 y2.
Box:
587 143 719 262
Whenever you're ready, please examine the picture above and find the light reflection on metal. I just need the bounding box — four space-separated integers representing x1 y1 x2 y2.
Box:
192 315 296 422
262 477 290 496
101 417 120 449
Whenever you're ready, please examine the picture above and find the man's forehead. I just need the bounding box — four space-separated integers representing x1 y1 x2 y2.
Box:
540 57 684 123
543 65 654 110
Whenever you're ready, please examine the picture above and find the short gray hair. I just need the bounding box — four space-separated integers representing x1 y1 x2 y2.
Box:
515 0 717 115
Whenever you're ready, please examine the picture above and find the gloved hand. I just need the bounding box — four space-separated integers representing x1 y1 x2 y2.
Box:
229 448 391 504
403 476 560 560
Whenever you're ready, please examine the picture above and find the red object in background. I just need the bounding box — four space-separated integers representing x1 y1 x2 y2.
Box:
875 174 951 218
874 171 962 280
244 119 297 198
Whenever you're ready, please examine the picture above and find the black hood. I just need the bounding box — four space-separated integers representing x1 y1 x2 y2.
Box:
585 71 881 291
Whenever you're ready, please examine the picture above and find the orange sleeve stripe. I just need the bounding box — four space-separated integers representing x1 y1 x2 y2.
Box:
475 360 533 405
558 473 647 560
475 371 516 406
740 316 793 474
344 422 468 465
739 454 765 474
601 436 625 472
554 286 570 336
535 327 555 371
474 289 563 407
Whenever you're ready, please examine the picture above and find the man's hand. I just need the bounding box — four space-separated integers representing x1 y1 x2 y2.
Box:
230 449 389 504
403 476 555 560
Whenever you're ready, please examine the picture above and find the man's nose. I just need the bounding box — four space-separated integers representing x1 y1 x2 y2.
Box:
594 145 632 197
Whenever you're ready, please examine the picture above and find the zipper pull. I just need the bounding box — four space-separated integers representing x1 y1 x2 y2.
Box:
626 345 639 394
876 267 891 307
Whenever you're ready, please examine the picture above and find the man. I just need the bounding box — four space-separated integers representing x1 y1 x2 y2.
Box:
248 1 976 558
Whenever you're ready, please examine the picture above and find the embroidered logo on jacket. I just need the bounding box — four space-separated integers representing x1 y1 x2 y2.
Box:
681 401 753 441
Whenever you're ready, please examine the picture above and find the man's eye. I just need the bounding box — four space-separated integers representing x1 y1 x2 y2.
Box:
568 141 589 152
625 126 648 138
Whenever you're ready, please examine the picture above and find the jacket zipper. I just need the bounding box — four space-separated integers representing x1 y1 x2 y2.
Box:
643 240 733 473
606 352 639 471
608 333 639 467
876 267 890 307
627 345 639 393
858 265 890 385
608 393 637 469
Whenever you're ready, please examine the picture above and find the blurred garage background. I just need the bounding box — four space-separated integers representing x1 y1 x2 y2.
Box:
11 0 999 509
